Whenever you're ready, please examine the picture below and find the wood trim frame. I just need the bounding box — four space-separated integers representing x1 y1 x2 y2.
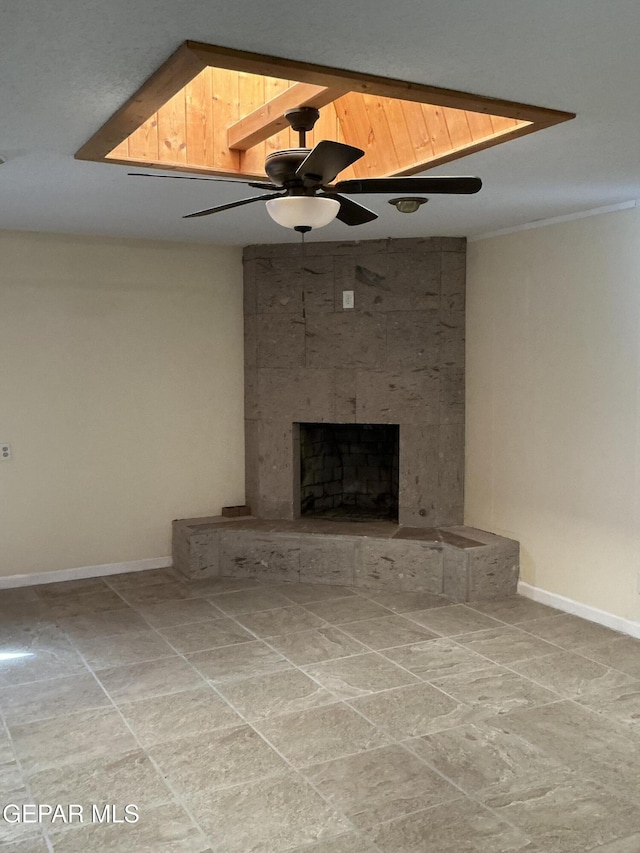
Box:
75 40 575 169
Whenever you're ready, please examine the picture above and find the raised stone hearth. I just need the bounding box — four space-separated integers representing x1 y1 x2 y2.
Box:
172 516 519 602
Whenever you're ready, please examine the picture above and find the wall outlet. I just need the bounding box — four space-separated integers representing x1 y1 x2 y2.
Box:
342 290 354 309
0 443 11 461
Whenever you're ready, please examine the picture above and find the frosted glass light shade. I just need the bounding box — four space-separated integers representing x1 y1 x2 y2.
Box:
265 196 340 230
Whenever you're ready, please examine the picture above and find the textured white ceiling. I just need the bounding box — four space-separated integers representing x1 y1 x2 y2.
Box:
2 0 639 245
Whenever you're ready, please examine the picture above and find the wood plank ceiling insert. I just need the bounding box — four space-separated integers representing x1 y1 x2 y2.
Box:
76 42 575 180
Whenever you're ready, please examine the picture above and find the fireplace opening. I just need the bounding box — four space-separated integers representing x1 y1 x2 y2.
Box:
298 423 399 522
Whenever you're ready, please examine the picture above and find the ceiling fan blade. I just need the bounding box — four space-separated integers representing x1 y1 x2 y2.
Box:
333 177 482 195
129 172 276 191
321 192 378 226
296 141 365 186
183 192 284 219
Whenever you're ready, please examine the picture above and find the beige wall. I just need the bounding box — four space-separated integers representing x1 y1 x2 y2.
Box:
466 208 640 622
0 230 245 578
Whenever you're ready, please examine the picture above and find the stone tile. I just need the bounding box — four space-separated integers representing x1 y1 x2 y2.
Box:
135 598 223 628
430 665 557 715
455 625 563 665
371 798 537 853
256 314 306 368
522 614 621 651
405 604 505 636
0 672 109 725
305 743 459 829
345 252 441 313
104 568 181 590
466 540 520 600
580 636 640 679
189 772 350 853
397 424 441 527
484 773 640 853
236 605 328 638
182 577 263 597
150 725 287 798
338 615 438 649
119 686 240 746
255 368 336 422
116 581 196 607
359 589 450 612
267 626 368 666
409 721 564 797
349 681 483 739
10 708 137 775
576 680 640 733
381 637 495 680
334 367 357 421
298 537 358 585
441 249 466 311
0 624 88 687
95 656 203 703
219 530 301 582
210 587 296 616
303 653 419 699
33 578 111 600
511 651 635 699
27 749 171 816
386 310 440 370
43 589 130 618
1 840 50 852
47 802 209 853
157 617 254 653
303 596 393 625
442 545 468 601
186 640 292 684
272 582 356 604
356 368 440 425
586 836 640 852
57 609 150 642
467 596 560 624
254 258 304 314
356 538 443 593
218 669 335 721
254 703 390 767
289 835 379 853
73 628 176 668
305 313 386 369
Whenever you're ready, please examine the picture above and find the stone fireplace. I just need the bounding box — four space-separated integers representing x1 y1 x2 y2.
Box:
243 236 465 526
297 422 399 521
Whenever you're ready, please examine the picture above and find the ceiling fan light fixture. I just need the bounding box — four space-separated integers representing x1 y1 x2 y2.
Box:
388 196 429 213
265 196 340 230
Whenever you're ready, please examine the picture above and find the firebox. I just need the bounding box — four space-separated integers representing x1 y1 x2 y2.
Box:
297 423 399 522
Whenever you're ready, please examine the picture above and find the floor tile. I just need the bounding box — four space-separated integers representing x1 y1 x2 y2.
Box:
381 637 494 679
289 835 379 853
186 640 292 684
521 614 621 651
579 636 640 679
303 597 393 624
11 707 137 775
149 725 287 798
585 833 640 852
71 629 175 668
267 626 368 665
117 581 197 607
303 653 419 699
254 703 390 767
0 672 109 725
338 615 438 649
189 772 351 853
349 681 482 739
408 721 565 796
484 772 640 852
358 589 450 613
511 651 635 698
430 664 558 714
404 604 505 636
104 568 181 590
454 625 560 664
33 578 111 600
44 589 130 618
119 686 240 746
0 624 87 688
94 655 203 703
209 587 295 616
135 597 223 628
158 617 254 653
236 604 328 637
467 597 559 624
272 582 356 604
57 609 149 641
575 680 640 733
218 669 335 721
305 743 459 828
0 839 50 852
47 801 209 852
179 576 262 596
370 798 537 852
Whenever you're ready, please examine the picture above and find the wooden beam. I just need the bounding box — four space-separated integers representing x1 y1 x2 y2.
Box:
227 83 348 150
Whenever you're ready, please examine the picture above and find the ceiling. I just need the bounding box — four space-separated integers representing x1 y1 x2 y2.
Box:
2 0 639 246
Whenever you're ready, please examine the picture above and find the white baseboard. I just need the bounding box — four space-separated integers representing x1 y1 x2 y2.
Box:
0 557 173 589
518 581 640 640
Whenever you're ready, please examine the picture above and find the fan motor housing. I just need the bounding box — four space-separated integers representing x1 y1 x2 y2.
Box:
264 149 312 188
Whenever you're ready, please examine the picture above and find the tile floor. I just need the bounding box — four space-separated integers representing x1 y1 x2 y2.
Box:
1 571 639 851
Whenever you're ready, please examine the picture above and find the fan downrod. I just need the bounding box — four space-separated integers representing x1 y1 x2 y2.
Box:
285 107 320 147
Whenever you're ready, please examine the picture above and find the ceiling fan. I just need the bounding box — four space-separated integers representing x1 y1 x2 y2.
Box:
131 107 482 233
